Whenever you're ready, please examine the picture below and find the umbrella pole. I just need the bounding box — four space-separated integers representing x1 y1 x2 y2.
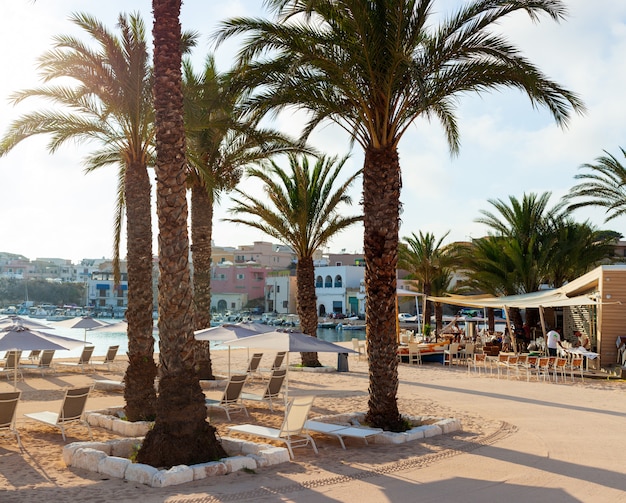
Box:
285 352 289 406
228 347 231 378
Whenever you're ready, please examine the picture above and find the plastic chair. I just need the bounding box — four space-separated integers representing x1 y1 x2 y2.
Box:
568 356 584 381
407 343 422 365
24 386 93 441
0 351 23 381
92 345 119 371
0 391 22 448
241 368 287 411
228 395 318 459
443 343 460 366
19 349 56 377
204 374 249 420
57 346 95 373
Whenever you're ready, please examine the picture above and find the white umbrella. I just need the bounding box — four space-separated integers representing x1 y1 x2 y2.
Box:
194 323 273 377
0 316 54 331
0 325 88 389
88 320 129 333
52 316 109 341
220 330 356 402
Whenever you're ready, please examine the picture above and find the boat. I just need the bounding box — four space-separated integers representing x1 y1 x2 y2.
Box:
336 323 365 331
318 320 336 329
397 342 446 363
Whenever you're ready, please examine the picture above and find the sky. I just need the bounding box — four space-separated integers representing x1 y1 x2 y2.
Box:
1 1 626 263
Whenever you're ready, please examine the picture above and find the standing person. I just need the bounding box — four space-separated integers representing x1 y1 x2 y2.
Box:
575 330 590 350
502 328 512 352
546 327 563 356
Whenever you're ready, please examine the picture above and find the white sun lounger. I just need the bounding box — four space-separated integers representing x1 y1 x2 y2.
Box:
305 420 383 449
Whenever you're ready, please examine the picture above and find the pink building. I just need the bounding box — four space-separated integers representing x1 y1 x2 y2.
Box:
211 262 272 312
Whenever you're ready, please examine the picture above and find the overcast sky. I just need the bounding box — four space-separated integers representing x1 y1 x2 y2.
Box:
1 1 625 263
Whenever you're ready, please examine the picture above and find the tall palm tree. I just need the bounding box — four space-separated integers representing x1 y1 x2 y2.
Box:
183 56 304 378
398 231 457 336
0 12 157 421
138 0 225 467
216 0 584 430
565 147 626 222
225 154 362 366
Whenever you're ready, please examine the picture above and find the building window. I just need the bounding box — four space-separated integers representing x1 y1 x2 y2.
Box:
276 285 280 293
282 300 288 309
237 273 245 280
316 276 323 288
334 275 343 287
325 275 332 288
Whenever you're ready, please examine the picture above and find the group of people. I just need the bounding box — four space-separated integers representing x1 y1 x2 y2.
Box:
499 325 591 356
545 327 591 356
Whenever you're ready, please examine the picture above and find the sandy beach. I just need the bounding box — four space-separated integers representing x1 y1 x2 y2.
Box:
1 345 625 502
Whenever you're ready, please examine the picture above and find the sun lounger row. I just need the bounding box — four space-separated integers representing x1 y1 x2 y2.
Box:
1 386 93 446
0 346 121 380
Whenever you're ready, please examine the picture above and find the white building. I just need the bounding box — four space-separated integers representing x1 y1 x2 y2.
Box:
265 270 297 314
315 265 365 316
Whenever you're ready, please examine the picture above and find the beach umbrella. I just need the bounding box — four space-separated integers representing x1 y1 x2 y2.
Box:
220 330 356 402
52 316 109 341
0 316 54 331
0 325 88 389
194 323 273 376
88 320 129 333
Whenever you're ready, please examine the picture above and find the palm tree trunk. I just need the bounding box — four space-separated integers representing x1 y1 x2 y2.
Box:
191 183 214 379
434 302 443 337
423 282 432 335
297 255 321 367
363 145 403 431
138 0 225 467
123 158 157 421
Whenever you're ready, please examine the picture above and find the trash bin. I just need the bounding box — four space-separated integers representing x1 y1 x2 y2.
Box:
337 353 349 372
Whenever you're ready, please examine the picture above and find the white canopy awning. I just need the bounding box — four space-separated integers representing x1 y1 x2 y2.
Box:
428 291 601 309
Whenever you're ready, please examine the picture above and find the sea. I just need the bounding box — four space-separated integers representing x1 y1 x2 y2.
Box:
15 318 364 359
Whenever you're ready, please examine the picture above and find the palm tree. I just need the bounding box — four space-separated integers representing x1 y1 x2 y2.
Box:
216 0 584 430
544 216 619 288
398 231 457 337
476 193 559 295
565 147 626 222
0 12 157 421
430 268 454 337
182 56 304 378
225 154 362 366
138 0 225 467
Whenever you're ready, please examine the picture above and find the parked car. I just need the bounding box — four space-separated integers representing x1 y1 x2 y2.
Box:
398 313 417 322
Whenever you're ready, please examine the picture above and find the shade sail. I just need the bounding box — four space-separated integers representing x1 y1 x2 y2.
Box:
428 291 601 309
396 288 424 297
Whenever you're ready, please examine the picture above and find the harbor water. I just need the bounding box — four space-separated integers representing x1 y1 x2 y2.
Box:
11 318 365 359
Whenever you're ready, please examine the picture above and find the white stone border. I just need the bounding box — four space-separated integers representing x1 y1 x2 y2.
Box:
309 412 462 444
70 409 461 487
63 436 290 488
86 408 153 437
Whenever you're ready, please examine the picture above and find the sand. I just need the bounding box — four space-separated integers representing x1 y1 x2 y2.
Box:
1 345 625 502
